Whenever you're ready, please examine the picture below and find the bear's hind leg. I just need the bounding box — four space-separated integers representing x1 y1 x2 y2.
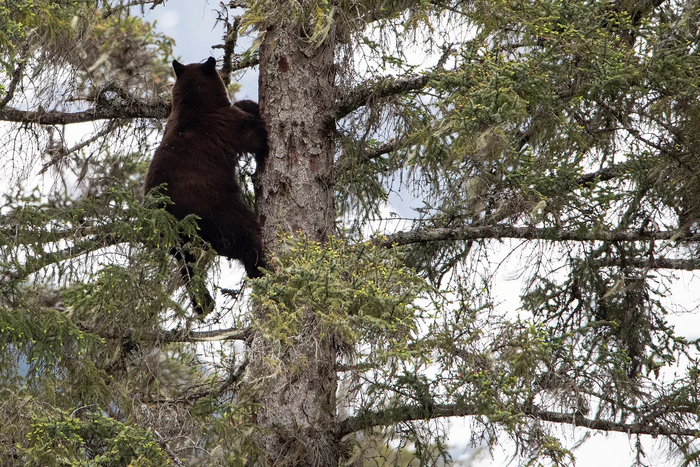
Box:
173 246 215 317
201 213 265 279
241 248 266 279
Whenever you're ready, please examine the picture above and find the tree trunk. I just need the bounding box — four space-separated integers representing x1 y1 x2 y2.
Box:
249 24 339 466
256 29 336 246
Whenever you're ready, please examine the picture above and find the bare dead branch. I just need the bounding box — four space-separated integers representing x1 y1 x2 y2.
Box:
381 225 700 247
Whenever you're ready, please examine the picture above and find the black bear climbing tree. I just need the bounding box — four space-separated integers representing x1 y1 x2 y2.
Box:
5 1 700 466
145 57 267 315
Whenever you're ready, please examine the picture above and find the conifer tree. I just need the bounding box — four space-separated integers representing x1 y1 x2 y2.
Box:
3 1 700 465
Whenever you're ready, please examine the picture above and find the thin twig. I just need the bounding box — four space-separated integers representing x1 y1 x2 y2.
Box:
153 430 186 467
39 120 119 174
0 54 28 108
335 135 408 174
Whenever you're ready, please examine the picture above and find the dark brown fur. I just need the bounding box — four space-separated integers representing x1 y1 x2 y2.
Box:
144 57 268 315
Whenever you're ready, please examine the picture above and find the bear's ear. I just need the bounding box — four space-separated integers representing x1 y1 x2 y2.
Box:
172 60 186 77
202 56 218 77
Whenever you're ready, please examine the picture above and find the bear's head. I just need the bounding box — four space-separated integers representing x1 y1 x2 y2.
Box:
170 57 231 111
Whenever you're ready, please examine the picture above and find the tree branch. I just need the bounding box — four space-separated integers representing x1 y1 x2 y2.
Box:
353 1 466 27
381 225 700 247
231 55 260 72
333 73 433 122
148 359 249 406
0 100 169 125
160 327 250 343
339 402 699 438
576 161 630 187
338 403 474 436
335 135 409 174
1 234 122 286
39 120 120 174
530 407 697 437
594 257 700 271
333 39 455 122
219 13 242 87
0 55 28 108
153 431 186 467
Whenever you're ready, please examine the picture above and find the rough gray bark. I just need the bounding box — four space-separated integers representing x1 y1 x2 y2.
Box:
248 24 339 466
255 29 336 246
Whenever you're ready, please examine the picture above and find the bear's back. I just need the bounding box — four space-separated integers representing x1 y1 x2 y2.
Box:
144 59 266 221
146 107 247 219
144 57 268 291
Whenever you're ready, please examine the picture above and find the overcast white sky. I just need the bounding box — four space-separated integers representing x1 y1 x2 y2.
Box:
141 0 259 99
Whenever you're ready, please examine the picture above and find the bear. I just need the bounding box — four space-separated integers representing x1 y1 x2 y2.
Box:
144 56 268 315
